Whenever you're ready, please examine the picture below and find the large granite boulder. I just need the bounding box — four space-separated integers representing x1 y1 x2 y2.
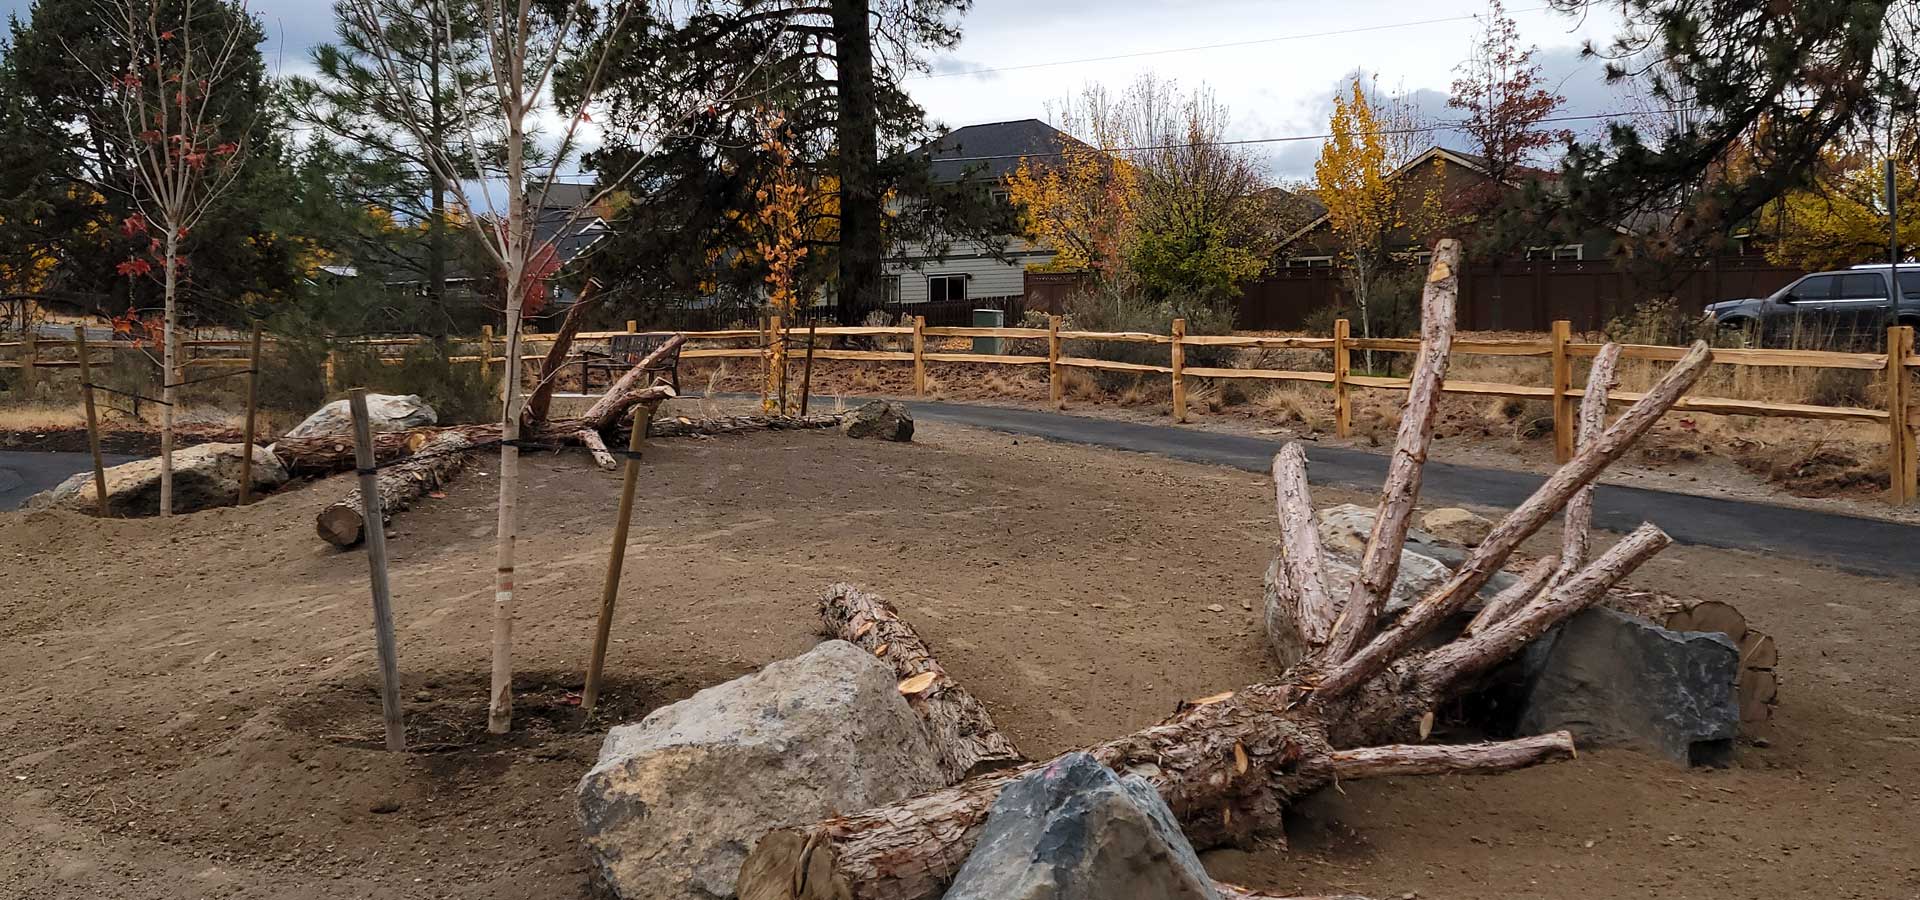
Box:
1517 607 1740 767
843 400 913 442
942 751 1220 900
25 442 288 516
1420 507 1493 545
576 640 945 900
283 393 436 438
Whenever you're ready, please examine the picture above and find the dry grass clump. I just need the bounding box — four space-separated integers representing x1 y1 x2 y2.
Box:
1253 385 1330 432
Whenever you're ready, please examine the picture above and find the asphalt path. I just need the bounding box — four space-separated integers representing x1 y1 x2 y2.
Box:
899 400 1920 579
0 450 138 512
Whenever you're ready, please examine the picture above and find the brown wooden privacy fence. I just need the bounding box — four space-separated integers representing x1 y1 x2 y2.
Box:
6 316 1914 503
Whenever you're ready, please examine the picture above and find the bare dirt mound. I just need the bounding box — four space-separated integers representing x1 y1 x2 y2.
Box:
2 411 1915 899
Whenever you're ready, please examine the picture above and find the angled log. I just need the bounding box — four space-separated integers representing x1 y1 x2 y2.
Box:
524 291 596 426
819 583 1024 781
1324 241 1458 663
1314 341 1712 701
577 428 617 471
1300 732 1576 781
582 333 687 430
1265 444 1338 668
316 431 475 548
1557 342 1622 580
1461 555 1558 638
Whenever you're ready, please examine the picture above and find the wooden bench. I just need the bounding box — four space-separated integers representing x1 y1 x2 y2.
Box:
583 333 682 393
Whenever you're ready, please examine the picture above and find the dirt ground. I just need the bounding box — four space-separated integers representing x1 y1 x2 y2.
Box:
3 404 1917 900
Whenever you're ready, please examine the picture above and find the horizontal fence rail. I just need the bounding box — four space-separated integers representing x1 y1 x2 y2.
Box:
6 315 1915 503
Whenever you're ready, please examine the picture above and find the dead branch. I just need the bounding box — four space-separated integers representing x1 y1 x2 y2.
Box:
582 333 688 430
1324 240 1459 663
1300 732 1576 780
1462 555 1558 638
1558 342 1622 579
1265 443 1337 668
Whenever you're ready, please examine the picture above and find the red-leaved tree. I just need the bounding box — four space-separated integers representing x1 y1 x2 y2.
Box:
1447 0 1570 227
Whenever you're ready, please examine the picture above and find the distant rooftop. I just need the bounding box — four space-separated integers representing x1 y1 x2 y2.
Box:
910 118 1090 183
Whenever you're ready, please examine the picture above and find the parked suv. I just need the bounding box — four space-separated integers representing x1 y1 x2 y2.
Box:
1705 264 1920 340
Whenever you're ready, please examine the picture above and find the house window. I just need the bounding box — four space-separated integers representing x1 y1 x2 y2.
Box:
1526 245 1584 261
1412 251 1434 268
990 188 1012 205
883 275 902 304
1285 256 1334 269
928 274 968 303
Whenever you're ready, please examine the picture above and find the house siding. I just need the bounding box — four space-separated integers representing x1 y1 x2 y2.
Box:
885 237 1055 303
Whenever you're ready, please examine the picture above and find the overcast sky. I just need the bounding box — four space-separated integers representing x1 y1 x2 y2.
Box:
3 0 1646 180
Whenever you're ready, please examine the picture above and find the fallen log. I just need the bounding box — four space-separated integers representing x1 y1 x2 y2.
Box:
648 413 843 438
316 430 475 547
820 583 1023 781
814 583 1375 900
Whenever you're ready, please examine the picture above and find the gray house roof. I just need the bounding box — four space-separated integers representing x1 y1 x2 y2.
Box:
912 119 1089 184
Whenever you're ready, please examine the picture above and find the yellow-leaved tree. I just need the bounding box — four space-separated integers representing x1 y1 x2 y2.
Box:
1314 77 1401 359
1762 141 1918 271
754 113 809 412
1003 141 1137 276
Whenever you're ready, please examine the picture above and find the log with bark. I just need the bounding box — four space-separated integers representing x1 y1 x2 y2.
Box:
649 413 844 438
316 430 475 548
737 241 1711 900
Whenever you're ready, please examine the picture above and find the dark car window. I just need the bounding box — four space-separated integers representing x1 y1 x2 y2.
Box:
1837 273 1887 299
1902 272 1920 297
1787 275 1836 301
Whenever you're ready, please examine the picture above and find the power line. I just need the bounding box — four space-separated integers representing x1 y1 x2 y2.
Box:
910 6 1555 81
923 108 1693 163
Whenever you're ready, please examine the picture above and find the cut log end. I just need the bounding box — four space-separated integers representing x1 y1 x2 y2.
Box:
737 828 852 900
315 504 364 548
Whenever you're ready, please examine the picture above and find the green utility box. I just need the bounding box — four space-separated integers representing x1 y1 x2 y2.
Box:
972 308 1005 355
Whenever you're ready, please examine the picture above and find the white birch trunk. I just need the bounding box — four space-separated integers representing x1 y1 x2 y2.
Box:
487 40 529 734
159 230 180 518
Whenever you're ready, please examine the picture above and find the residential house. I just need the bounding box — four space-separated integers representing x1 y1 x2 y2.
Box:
883 119 1081 306
1276 146 1614 266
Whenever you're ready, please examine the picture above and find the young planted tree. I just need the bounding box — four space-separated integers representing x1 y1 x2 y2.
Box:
336 0 695 733
89 0 255 516
1313 78 1402 368
755 113 809 412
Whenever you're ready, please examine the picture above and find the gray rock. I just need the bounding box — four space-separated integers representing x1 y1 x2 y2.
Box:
25 442 288 516
576 641 945 900
942 752 1220 900
283 393 436 438
1517 607 1740 767
843 400 913 441
1316 503 1518 608
1420 507 1493 545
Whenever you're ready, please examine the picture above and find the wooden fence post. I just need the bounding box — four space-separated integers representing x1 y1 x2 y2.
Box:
912 315 927 396
348 388 406 752
1550 319 1574 464
72 326 108 517
1333 318 1352 438
20 329 36 398
582 410 648 715
324 348 340 394
1889 324 1916 505
239 322 263 505
1170 318 1187 423
626 319 637 333
481 324 495 383
1047 314 1063 409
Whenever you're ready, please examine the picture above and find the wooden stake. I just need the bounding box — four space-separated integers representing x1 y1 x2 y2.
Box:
1888 325 1916 504
912 315 927 396
324 348 340 394
72 326 109 517
1333 318 1352 438
582 409 648 716
1550 320 1574 464
239 322 263 505
348 388 406 752
772 314 788 414
1170 317 1188 423
1047 314 1063 409
481 324 495 384
800 318 818 416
